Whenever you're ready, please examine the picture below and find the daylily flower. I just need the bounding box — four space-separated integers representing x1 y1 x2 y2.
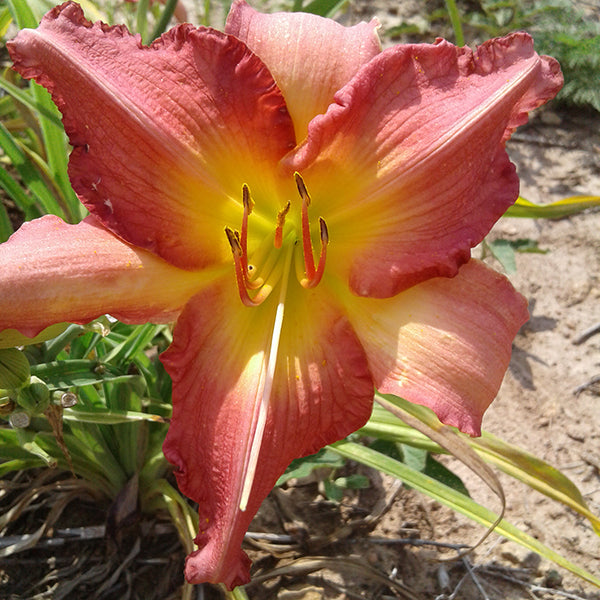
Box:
2 0 561 588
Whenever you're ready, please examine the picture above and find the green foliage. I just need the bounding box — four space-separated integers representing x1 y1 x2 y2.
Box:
467 0 600 111
277 447 345 485
485 237 547 273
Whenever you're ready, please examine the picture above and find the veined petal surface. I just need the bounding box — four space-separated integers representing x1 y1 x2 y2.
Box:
0 216 206 338
226 0 380 142
162 276 373 588
8 1 295 270
285 33 563 297
346 260 528 436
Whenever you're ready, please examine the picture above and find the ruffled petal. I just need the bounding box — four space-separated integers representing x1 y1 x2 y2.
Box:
284 33 562 297
0 216 208 338
161 276 373 588
345 260 529 436
8 1 295 269
226 0 380 142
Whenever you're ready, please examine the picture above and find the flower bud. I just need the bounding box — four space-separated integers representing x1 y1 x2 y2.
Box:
17 376 50 415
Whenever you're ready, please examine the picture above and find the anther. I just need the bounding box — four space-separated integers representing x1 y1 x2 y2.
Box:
302 217 329 289
274 201 291 249
294 171 311 206
225 227 242 257
295 172 316 282
226 226 259 307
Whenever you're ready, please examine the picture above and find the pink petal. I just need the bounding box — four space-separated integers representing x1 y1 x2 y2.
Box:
284 33 562 297
161 276 373 588
8 2 295 270
347 260 529 436
226 0 380 142
0 215 205 338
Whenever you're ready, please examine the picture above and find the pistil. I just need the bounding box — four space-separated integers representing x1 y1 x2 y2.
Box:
240 184 253 274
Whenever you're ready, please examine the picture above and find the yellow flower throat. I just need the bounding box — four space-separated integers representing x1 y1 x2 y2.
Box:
225 172 329 308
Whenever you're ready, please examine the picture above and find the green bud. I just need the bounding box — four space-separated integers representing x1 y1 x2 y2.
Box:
0 348 31 389
17 376 50 415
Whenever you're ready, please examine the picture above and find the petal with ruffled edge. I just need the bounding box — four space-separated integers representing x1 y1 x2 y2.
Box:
226 0 380 142
8 1 295 270
344 260 528 436
285 33 562 297
0 216 210 338
161 275 373 588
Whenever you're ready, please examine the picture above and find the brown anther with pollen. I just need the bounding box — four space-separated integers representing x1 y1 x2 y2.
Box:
226 225 261 307
294 171 311 206
274 201 291 249
225 227 242 257
294 172 329 289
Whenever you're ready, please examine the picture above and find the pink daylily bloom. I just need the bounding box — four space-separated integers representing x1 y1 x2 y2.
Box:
2 0 562 588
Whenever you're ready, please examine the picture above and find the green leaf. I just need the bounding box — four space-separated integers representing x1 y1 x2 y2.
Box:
150 0 178 40
0 200 12 243
0 348 30 389
504 195 600 218
7 0 38 29
323 479 344 501
277 447 345 485
298 0 348 18
0 7 13 37
363 399 600 535
62 407 166 425
30 82 84 222
423 454 470 497
0 77 63 129
487 239 517 273
30 359 138 390
0 121 61 217
330 439 600 587
0 163 39 225
400 443 427 471
101 323 160 366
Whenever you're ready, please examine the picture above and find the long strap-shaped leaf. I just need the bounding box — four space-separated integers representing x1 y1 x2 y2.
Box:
505 195 600 218
330 439 600 587
363 398 600 534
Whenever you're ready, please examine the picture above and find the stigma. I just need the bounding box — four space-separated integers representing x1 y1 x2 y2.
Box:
225 174 329 307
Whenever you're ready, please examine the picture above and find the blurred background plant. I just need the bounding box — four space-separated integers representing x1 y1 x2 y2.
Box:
0 1 599 599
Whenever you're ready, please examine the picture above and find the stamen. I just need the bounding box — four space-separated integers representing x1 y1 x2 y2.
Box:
226 227 260 307
239 241 294 512
274 201 291 249
295 172 329 288
295 172 316 282
301 218 329 289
